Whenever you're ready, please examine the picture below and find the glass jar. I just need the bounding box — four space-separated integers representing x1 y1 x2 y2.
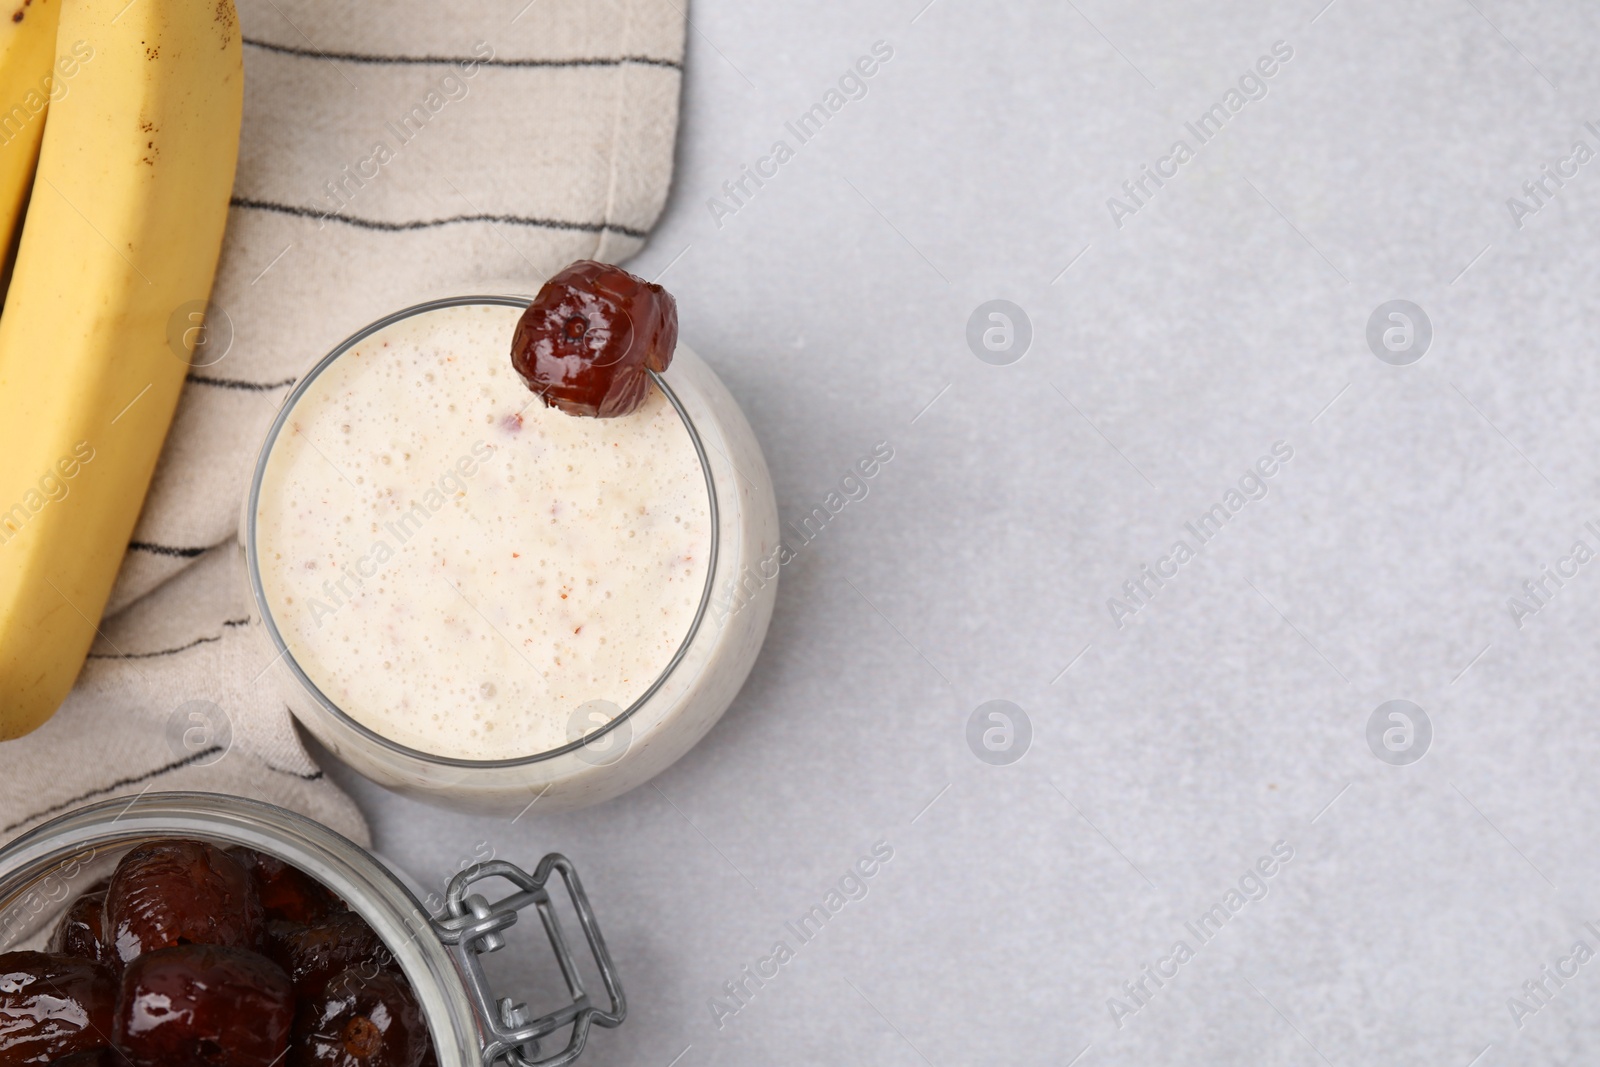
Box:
0 792 624 1067
240 294 779 815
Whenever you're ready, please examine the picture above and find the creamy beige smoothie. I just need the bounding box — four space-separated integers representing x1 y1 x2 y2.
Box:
253 302 713 760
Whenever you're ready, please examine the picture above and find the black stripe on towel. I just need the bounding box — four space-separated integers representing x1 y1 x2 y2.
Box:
242 37 682 70
86 634 222 661
230 197 649 239
267 765 326 782
86 618 251 660
128 541 207 558
187 374 297 391
2 747 227 833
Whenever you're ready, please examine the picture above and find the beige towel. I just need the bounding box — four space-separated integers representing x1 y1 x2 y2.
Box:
0 0 686 843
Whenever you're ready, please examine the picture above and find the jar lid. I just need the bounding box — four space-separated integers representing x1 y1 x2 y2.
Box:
437 853 626 1067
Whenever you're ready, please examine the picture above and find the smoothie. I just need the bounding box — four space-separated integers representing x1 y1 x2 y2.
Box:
253 302 713 760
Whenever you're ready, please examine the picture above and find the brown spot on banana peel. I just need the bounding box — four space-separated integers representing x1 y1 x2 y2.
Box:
214 0 236 47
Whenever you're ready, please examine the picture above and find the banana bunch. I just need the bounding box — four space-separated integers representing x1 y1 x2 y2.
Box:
0 0 243 738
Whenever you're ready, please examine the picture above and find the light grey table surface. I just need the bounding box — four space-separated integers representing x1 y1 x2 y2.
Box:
322 2 1600 1064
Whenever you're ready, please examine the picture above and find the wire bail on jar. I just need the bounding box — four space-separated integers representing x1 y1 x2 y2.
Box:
436 856 625 1067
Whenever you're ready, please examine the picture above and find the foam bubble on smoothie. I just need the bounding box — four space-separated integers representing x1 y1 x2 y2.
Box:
255 302 712 760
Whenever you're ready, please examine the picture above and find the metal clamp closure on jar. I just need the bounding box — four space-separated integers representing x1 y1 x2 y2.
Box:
435 857 624 1067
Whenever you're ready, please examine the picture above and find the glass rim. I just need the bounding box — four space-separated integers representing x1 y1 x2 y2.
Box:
243 294 721 770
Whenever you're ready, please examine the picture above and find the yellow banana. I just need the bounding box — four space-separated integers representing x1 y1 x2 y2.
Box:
0 0 61 277
0 0 243 737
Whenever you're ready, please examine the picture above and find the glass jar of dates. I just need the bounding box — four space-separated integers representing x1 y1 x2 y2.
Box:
0 793 623 1067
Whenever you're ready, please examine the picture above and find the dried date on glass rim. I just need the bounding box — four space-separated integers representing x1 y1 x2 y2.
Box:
510 260 678 418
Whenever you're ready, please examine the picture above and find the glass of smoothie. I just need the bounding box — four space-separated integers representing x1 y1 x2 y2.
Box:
241 273 778 815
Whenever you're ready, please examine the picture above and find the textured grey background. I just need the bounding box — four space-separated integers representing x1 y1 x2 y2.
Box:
323 1 1600 1064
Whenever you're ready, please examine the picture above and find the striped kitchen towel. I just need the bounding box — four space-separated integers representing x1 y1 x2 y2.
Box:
0 0 686 844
